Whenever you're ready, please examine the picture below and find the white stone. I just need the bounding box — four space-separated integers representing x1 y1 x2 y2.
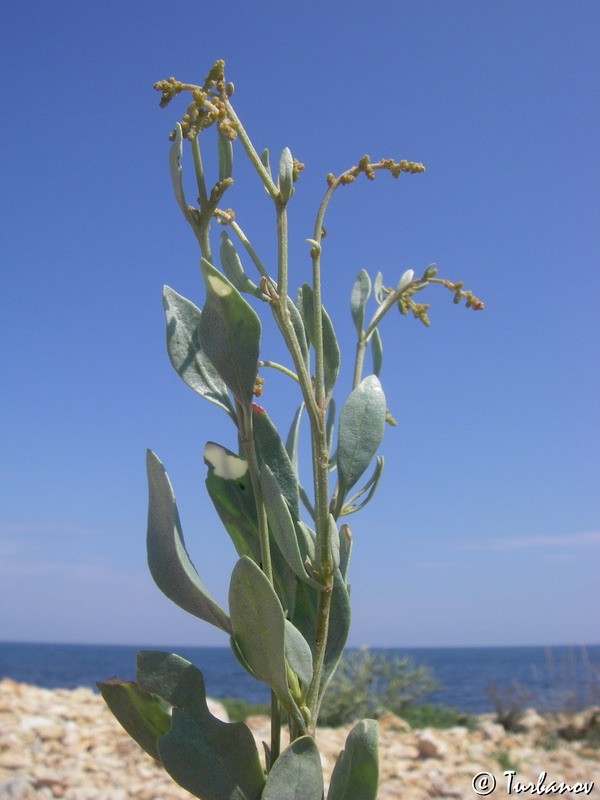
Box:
0 779 34 799
478 719 506 740
417 729 449 759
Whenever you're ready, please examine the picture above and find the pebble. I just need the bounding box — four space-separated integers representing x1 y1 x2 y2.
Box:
0 679 598 799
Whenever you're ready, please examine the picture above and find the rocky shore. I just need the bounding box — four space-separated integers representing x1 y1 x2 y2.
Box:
0 679 598 799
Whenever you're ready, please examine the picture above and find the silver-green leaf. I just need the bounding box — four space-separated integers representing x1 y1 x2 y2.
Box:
278 146 294 203
300 284 340 396
350 269 371 335
162 285 235 418
285 402 305 477
327 719 379 800
261 465 320 588
340 456 384 516
168 123 192 221
262 736 324 800
373 271 385 304
146 450 231 634
284 620 313 696
228 556 291 705
335 376 386 512
370 327 383 377
219 231 260 297
137 651 265 800
198 258 261 407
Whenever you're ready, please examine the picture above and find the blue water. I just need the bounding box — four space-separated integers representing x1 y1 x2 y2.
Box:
1 642 598 713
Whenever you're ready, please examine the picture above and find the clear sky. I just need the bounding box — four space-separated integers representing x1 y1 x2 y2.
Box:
1 0 598 649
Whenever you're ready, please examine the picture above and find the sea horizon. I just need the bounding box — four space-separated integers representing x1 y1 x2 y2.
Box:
3 639 598 650
2 641 598 714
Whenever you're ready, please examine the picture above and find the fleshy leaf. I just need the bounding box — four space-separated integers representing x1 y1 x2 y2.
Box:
339 456 384 516
217 128 233 182
228 556 291 705
326 398 336 456
284 620 313 696
335 375 386 513
397 268 414 293
262 736 324 800
322 569 351 688
290 568 351 696
373 271 385 304
252 406 300 521
168 123 192 222
204 442 261 562
338 524 352 580
96 678 170 762
260 148 272 178
261 465 320 588
198 258 261 407
285 402 305 477
219 231 260 297
350 269 371 335
136 650 265 800
287 297 309 366
300 284 340 396
370 327 383 377
162 286 235 418
327 719 379 800
329 514 340 571
146 450 231 633
278 146 294 203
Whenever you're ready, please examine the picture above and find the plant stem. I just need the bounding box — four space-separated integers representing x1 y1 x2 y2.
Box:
306 587 333 735
270 691 281 766
353 334 367 389
276 203 288 301
213 211 271 281
238 403 273 584
258 360 299 383
191 135 209 207
224 99 279 198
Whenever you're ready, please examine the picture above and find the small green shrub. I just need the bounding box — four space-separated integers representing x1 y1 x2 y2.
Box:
496 749 521 773
583 719 600 749
399 703 476 730
487 681 530 731
318 649 439 727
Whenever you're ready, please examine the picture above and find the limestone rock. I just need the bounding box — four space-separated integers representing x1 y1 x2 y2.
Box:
0 778 34 799
378 711 412 733
417 729 449 759
478 719 506 740
519 707 546 732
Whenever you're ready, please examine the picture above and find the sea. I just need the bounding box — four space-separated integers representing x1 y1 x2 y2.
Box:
1 642 598 714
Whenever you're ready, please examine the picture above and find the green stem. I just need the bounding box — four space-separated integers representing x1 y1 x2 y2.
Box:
224 99 279 198
276 203 288 301
270 691 281 767
258 360 299 383
198 226 212 263
214 212 271 281
353 334 367 390
305 587 333 735
191 135 209 207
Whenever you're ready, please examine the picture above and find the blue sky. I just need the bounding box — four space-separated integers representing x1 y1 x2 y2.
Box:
1 0 598 649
